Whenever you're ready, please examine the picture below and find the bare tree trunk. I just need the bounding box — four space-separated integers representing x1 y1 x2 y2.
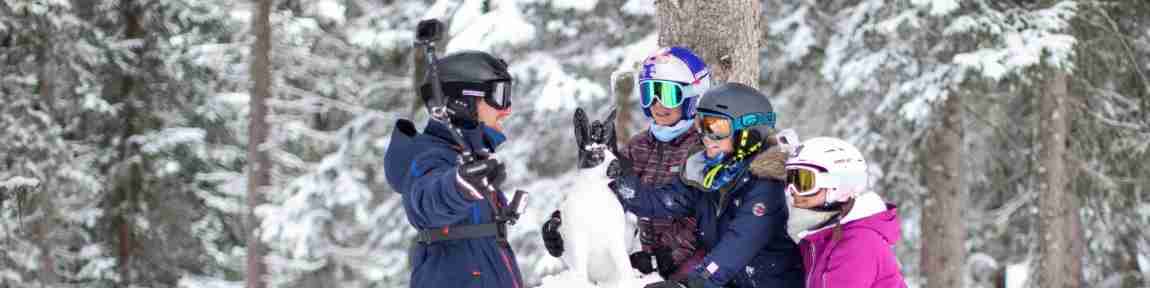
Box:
247 0 273 287
612 71 635 142
655 0 761 86
36 41 57 287
116 1 145 283
921 89 964 287
1037 71 1081 288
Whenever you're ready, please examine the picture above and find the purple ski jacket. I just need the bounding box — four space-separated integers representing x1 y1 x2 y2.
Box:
798 193 906 288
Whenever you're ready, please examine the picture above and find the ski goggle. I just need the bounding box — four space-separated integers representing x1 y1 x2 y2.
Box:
786 167 820 196
698 113 733 141
639 80 688 109
463 80 513 110
485 80 512 110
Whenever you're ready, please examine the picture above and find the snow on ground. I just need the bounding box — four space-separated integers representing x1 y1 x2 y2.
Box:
537 269 664 288
1005 261 1030 288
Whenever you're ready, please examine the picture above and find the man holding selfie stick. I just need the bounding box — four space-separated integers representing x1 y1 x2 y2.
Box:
384 19 527 288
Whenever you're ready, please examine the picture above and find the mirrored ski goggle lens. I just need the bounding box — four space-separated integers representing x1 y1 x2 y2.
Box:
488 81 512 110
786 168 818 196
639 80 686 109
699 114 732 140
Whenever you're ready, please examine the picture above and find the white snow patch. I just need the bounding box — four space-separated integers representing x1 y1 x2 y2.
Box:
447 0 536 52
178 275 244 288
547 0 599 12
537 269 663 288
130 127 207 154
82 93 118 114
0 176 40 190
621 0 655 15
768 6 816 64
313 0 346 25
910 0 959 16
1005 261 1030 288
1139 251 1150 280
513 55 607 112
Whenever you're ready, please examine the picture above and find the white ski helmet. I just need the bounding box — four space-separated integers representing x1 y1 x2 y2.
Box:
637 46 711 120
784 137 868 204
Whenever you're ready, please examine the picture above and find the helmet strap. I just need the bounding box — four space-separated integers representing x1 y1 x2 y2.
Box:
733 129 764 161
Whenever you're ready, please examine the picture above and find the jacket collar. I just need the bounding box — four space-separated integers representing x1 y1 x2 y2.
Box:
423 119 502 153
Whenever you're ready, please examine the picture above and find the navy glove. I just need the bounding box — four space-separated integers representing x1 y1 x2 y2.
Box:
541 210 564 257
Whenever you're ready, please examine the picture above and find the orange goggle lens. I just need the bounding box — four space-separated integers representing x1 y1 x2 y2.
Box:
699 114 732 141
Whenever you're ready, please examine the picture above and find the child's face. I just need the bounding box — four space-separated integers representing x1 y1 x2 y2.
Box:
703 135 733 158
790 187 828 209
650 101 682 126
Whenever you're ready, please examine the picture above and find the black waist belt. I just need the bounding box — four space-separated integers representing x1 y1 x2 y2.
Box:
416 223 506 244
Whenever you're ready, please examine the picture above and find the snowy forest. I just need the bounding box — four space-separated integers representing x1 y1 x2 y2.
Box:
1 0 1148 287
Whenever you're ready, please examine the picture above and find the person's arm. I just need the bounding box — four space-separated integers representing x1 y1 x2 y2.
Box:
612 175 697 218
691 180 786 287
403 151 484 228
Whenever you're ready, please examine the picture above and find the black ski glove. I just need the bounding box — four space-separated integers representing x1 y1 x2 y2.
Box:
455 157 505 200
541 210 564 257
654 247 678 279
606 158 633 180
643 276 706 288
629 251 657 274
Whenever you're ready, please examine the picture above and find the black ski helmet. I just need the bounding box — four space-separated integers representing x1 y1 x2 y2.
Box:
696 83 777 159
419 50 513 124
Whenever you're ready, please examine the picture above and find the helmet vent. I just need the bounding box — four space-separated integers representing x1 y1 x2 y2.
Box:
716 104 729 109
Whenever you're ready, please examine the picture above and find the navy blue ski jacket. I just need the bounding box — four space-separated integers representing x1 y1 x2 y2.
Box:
614 146 804 288
385 119 523 288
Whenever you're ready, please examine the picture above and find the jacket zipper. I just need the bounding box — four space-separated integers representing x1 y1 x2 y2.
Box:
808 242 817 288
655 141 666 182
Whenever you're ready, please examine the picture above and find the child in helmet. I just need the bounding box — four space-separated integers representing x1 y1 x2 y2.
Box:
785 137 906 288
384 50 522 288
541 46 709 280
609 83 804 288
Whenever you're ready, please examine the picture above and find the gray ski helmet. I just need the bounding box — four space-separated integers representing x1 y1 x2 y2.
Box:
419 50 513 120
696 83 777 158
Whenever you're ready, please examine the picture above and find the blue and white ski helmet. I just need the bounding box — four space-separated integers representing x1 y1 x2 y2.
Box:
638 46 712 120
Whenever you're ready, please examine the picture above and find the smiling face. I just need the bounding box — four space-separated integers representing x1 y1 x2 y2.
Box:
650 102 683 126
476 99 512 132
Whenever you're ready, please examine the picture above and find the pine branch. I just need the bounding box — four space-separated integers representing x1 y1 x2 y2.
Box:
1086 2 1150 96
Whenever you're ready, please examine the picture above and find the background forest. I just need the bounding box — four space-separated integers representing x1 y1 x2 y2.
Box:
1 0 1147 287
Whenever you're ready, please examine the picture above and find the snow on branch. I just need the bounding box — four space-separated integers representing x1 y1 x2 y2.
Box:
950 1 1079 79
129 127 208 154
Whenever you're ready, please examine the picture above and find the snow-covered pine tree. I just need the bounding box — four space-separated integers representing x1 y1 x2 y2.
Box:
0 0 127 286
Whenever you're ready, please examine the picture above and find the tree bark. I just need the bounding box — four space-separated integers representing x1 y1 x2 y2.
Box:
115 0 145 283
612 71 634 142
247 0 273 287
1037 71 1081 288
921 89 964 287
36 36 57 286
655 0 761 87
